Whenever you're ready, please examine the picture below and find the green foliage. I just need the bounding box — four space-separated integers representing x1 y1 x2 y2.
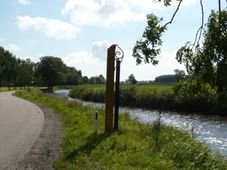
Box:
203 10 227 63
174 80 216 112
133 3 226 113
126 74 137 84
132 0 184 65
216 59 227 93
15 89 227 170
133 14 164 65
88 74 105 84
36 56 68 90
215 91 227 111
0 46 87 89
176 9 227 93
163 0 172 6
69 84 105 102
17 59 33 88
173 9 227 113
65 67 83 85
0 46 19 89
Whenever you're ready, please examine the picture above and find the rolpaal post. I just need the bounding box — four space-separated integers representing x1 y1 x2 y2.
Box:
105 45 116 132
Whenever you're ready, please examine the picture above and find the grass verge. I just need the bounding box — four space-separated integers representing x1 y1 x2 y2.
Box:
0 87 9 92
15 89 227 170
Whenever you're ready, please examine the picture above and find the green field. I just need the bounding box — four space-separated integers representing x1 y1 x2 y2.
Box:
15 89 227 169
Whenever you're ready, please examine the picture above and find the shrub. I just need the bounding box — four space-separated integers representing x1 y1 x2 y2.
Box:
173 80 215 112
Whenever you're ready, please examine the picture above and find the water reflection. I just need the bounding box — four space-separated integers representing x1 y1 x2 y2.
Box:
54 90 227 157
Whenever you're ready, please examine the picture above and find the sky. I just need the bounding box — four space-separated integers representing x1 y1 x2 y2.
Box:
0 0 226 81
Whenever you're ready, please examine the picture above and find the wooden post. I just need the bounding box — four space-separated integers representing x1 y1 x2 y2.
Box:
105 45 116 132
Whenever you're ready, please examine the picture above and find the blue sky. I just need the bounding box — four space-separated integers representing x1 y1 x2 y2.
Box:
0 0 226 80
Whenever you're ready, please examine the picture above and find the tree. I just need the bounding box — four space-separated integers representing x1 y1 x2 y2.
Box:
0 46 17 90
97 74 105 84
89 74 105 84
17 59 33 88
174 69 186 81
176 9 227 92
33 62 41 87
65 67 83 85
82 76 89 84
132 14 163 65
0 47 87 89
127 74 137 84
36 56 67 91
132 0 226 65
132 1 226 93
203 9 227 92
0 47 5 85
132 0 184 64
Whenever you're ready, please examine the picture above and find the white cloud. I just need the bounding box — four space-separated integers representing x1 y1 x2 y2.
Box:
61 0 197 27
91 40 111 60
63 40 112 77
62 0 145 27
63 51 106 78
18 0 30 6
16 16 80 40
0 40 22 53
62 40 185 80
64 41 125 76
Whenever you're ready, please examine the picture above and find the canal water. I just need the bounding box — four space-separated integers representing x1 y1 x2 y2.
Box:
54 89 227 157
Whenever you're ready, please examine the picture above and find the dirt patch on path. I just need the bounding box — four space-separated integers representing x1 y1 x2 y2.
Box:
15 105 63 170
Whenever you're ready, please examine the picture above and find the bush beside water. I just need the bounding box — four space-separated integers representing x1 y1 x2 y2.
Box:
15 89 227 169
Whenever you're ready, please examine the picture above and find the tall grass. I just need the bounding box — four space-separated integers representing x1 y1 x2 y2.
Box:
15 89 227 170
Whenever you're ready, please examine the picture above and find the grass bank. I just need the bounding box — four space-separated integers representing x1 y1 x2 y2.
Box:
15 89 227 169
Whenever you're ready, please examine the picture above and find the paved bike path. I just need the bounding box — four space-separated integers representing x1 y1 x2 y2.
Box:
0 91 44 169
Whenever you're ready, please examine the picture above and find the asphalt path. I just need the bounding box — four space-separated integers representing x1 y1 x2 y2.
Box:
0 91 44 169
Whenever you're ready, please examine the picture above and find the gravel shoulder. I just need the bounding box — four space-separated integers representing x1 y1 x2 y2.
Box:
15 104 63 170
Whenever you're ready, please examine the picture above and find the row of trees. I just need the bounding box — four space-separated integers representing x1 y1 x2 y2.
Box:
0 47 33 89
0 47 105 91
